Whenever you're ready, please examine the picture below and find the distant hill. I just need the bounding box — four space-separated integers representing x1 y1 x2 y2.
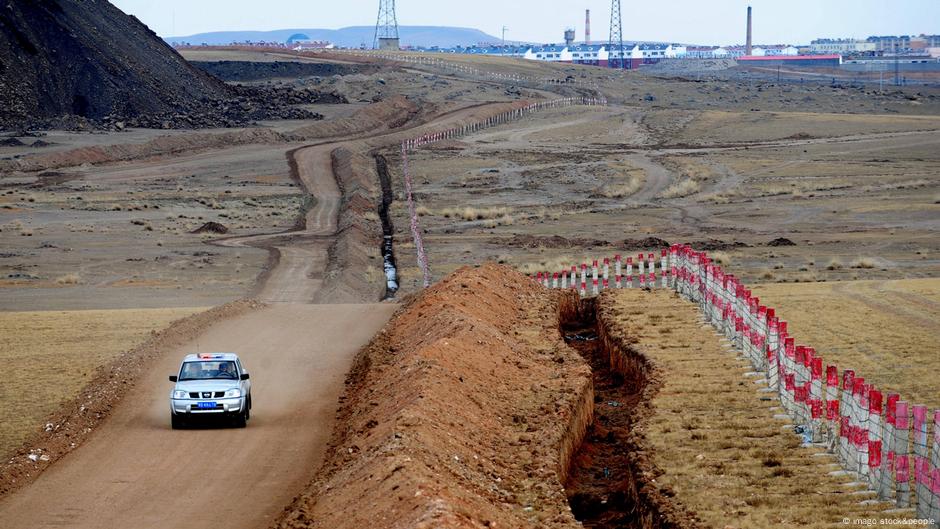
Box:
165 26 504 49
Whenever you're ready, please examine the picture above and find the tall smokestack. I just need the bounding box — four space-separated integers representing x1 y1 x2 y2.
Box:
585 9 591 45
746 5 753 56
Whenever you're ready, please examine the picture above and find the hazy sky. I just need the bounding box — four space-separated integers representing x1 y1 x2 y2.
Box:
113 0 939 45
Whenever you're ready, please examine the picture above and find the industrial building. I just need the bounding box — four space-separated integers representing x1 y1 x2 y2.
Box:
458 42 686 68
810 39 877 55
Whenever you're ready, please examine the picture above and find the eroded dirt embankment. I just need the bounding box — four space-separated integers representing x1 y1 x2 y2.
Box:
314 147 389 303
273 264 699 529
0 96 417 175
274 263 594 528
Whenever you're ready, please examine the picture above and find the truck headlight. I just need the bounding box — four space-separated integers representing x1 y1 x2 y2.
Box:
172 390 188 399
224 388 242 398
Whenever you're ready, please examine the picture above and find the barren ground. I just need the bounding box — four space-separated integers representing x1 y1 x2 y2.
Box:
1 48 938 529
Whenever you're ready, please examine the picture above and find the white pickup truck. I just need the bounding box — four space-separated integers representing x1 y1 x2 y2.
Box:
168 352 252 429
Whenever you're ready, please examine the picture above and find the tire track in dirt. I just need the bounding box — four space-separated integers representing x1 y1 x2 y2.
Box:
831 281 940 332
0 303 398 529
215 100 541 303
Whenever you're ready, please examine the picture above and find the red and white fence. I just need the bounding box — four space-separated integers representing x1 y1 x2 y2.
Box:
531 243 940 525
399 96 607 288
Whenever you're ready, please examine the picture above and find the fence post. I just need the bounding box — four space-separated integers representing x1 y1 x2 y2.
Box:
810 356 824 443
881 394 899 500
868 389 884 489
626 257 634 288
914 405 929 519
929 410 940 527
614 255 622 288
766 317 779 391
855 379 870 477
825 365 840 450
896 401 912 508
839 370 856 470
669 246 678 289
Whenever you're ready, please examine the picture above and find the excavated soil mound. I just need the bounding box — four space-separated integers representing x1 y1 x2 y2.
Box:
191 221 229 234
499 234 610 249
314 147 387 303
767 237 797 247
275 263 595 529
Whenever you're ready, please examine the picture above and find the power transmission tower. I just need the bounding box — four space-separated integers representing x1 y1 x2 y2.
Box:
609 0 624 69
374 0 400 50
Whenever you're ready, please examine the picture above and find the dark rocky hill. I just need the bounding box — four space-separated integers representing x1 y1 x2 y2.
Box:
0 0 325 130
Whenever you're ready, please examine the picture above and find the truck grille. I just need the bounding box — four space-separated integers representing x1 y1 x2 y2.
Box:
190 403 224 410
189 392 225 398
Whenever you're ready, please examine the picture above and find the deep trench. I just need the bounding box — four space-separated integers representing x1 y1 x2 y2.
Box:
560 298 673 529
374 154 399 299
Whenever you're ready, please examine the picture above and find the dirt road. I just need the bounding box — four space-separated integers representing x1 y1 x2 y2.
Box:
218 100 527 303
0 303 396 529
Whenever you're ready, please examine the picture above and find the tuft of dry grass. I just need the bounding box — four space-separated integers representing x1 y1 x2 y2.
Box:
596 173 644 199
697 190 740 204
850 257 877 269
710 251 732 265
54 273 82 285
517 255 577 275
415 205 433 217
449 206 511 221
481 214 514 229
660 178 701 199
825 258 843 271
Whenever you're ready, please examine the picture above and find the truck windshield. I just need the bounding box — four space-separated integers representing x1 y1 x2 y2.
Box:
179 361 238 380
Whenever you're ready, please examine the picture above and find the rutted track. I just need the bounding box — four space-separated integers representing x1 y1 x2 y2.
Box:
0 304 397 529
0 96 552 529
216 99 537 304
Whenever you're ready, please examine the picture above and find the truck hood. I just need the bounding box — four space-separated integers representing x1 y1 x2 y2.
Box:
174 380 240 393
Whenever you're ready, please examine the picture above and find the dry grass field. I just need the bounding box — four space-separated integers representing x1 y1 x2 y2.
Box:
752 278 940 410
600 289 916 528
387 102 940 297
0 307 202 456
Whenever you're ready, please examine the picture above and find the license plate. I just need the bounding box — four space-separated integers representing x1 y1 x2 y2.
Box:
197 402 217 409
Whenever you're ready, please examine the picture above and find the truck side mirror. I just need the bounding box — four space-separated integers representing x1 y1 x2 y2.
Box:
240 373 250 381
169 375 178 382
